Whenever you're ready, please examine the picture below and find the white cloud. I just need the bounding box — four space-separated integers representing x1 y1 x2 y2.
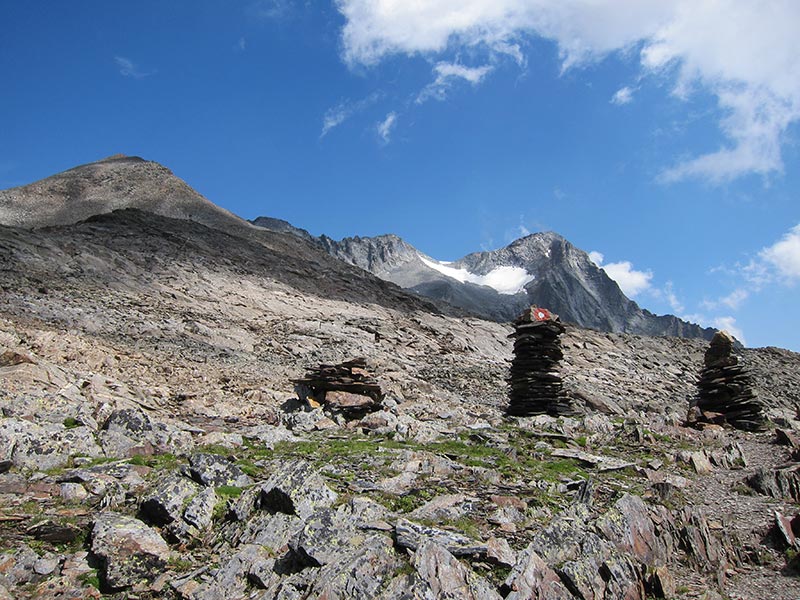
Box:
114 56 152 79
417 61 493 104
320 92 382 138
589 251 653 297
376 111 397 144
603 261 653 297
335 0 800 182
611 86 634 105
419 255 534 294
759 223 800 283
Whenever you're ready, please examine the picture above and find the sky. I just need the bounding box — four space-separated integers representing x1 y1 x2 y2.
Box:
1 1 799 350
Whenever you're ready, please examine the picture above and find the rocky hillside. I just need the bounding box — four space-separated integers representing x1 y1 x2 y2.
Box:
1 159 799 599
0 155 263 242
310 231 716 339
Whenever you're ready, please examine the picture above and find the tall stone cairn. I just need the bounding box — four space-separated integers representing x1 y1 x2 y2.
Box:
507 306 574 417
695 330 765 431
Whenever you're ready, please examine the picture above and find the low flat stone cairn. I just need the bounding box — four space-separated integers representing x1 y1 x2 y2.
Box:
507 306 574 417
292 358 383 416
695 330 765 431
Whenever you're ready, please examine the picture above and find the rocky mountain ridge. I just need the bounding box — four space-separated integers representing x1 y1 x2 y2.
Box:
314 231 715 340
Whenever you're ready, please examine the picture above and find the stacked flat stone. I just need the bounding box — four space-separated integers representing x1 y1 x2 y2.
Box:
507 307 574 417
696 331 765 431
292 358 383 416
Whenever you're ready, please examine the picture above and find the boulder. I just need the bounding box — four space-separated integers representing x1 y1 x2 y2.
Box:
412 541 502 600
91 512 170 590
187 452 252 488
256 460 337 520
395 518 488 557
504 546 573 600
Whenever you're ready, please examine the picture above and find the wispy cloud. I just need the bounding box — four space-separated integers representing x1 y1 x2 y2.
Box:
249 0 292 20
114 56 153 79
320 92 382 138
662 281 685 314
611 86 635 105
701 288 749 311
376 111 397 144
237 37 247 52
417 62 493 104
336 0 800 183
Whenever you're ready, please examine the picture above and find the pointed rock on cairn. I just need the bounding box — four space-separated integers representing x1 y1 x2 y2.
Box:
507 306 574 417
293 358 383 418
693 330 765 431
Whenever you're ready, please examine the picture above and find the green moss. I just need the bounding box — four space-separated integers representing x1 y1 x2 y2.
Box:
168 556 194 572
196 444 235 456
62 417 81 429
236 459 262 478
127 452 180 470
215 485 243 498
78 570 100 589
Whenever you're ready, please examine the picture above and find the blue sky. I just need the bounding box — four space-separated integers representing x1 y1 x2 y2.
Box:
1 1 799 350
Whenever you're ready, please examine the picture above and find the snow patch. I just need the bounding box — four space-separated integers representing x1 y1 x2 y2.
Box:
419 255 534 295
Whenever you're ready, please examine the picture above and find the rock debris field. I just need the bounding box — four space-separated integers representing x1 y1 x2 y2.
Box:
1 209 800 599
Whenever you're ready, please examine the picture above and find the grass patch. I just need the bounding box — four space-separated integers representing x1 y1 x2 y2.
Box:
78 570 101 590
212 485 244 521
62 417 81 429
127 452 180 470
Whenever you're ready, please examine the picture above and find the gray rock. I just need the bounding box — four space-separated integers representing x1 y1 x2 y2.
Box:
0 545 39 587
231 510 304 551
677 507 727 573
596 493 667 567
308 535 402 599
0 418 102 470
412 540 502 600
190 544 274 600
557 533 614 600
183 487 217 531
527 505 590 564
140 472 201 526
256 460 337 520
33 555 60 576
485 537 516 567
747 465 800 502
395 518 487 557
504 546 572 600
242 424 298 449
187 452 252 488
408 493 475 522
103 407 153 437
290 499 395 567
91 512 170 590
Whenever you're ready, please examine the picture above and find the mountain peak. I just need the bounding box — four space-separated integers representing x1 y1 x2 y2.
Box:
0 156 245 234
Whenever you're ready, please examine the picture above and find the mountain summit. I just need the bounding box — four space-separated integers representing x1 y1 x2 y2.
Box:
317 231 715 339
0 155 249 236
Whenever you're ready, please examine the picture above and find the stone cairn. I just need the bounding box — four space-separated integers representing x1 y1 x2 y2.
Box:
507 306 574 417
694 330 765 431
292 358 383 418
